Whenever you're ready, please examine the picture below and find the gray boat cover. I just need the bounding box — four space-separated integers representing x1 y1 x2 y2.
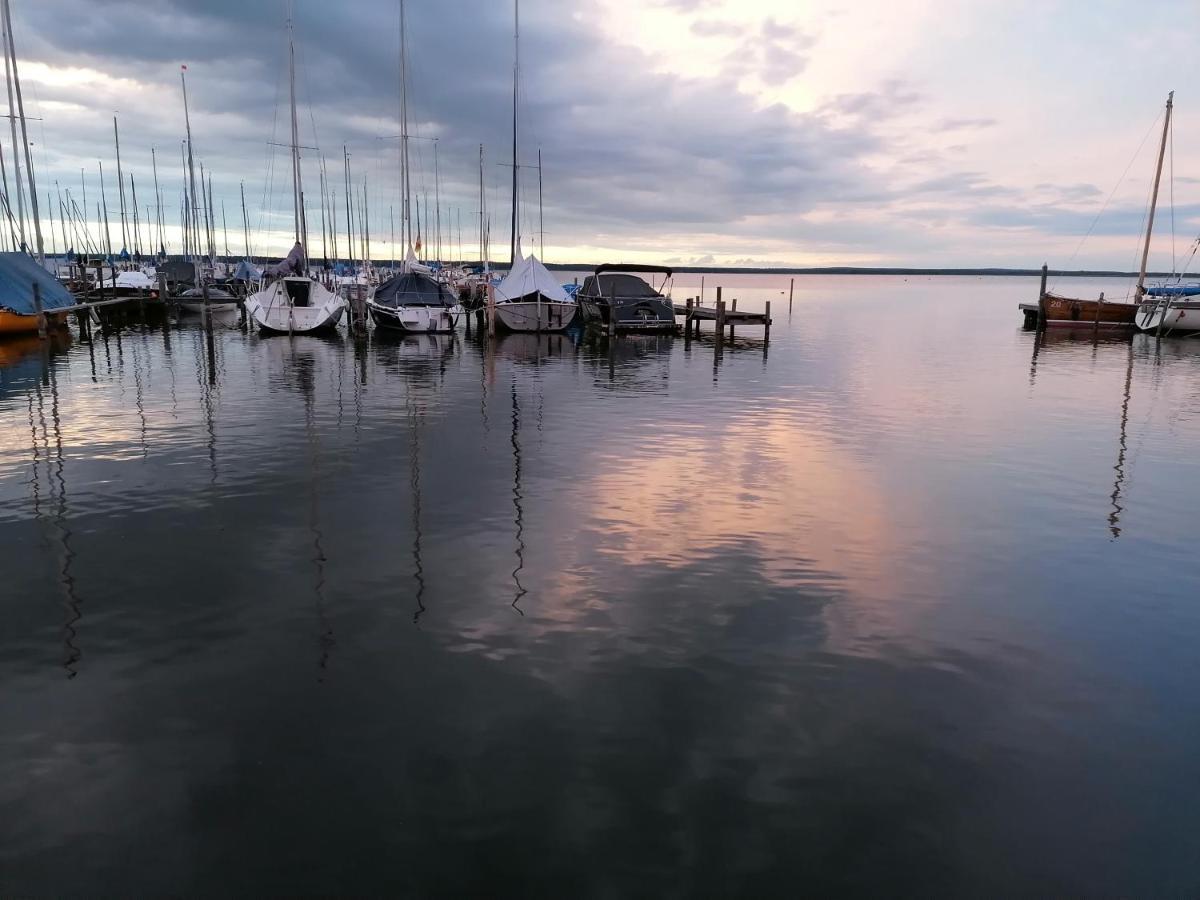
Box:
580 273 662 299
267 242 306 277
373 271 457 308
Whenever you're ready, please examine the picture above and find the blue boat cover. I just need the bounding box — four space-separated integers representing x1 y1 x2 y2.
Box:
0 252 75 313
1146 284 1200 297
233 259 262 281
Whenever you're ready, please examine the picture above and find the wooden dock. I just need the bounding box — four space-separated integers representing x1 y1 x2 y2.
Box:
674 286 771 343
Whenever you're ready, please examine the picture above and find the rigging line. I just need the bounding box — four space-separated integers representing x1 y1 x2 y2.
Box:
1058 109 1163 276
1169 111 1175 279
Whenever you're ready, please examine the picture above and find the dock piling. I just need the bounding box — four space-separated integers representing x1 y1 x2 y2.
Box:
715 296 726 347
33 282 46 339
729 298 737 342
764 300 771 345
788 278 794 314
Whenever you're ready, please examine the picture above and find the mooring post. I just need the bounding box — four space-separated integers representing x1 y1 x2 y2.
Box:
32 282 46 339
1093 290 1104 334
729 298 737 342
715 297 726 347
788 278 794 313
1036 263 1048 331
201 280 212 332
158 271 168 304
764 300 771 344
684 297 693 342
487 283 496 337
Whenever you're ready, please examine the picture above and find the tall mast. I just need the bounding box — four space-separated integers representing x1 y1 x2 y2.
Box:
538 147 543 259
130 174 141 257
362 177 370 267
1 0 25 253
98 161 112 259
318 163 328 265
286 4 307 262
1136 90 1174 301
180 65 202 263
479 143 484 265
207 171 216 260
8 0 45 264
151 147 164 253
509 0 519 266
435 140 443 263
113 116 128 253
240 180 250 258
399 0 410 252
343 144 352 264
221 198 229 257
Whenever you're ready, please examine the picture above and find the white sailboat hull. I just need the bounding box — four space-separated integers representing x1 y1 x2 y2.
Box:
494 299 577 332
1136 298 1200 334
244 277 347 333
366 298 462 333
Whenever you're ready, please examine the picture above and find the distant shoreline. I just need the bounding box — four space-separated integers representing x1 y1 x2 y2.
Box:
542 264 1171 278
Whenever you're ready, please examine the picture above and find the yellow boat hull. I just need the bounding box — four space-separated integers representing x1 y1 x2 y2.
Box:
0 309 68 334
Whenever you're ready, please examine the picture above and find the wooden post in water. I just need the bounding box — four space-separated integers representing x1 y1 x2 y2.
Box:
729 297 737 342
788 278 794 313
1036 263 1048 331
158 271 168 305
32 282 46 339
684 297 693 342
715 295 725 348
487 283 496 337
764 300 771 344
201 280 212 332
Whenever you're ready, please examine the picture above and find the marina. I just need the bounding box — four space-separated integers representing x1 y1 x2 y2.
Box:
2 0 1200 894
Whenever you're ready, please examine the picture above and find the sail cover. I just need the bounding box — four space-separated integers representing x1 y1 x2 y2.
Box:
267 242 306 277
372 271 456 308
0 252 76 313
495 253 569 304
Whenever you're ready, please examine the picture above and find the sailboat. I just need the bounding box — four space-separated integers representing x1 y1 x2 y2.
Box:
1038 93 1175 331
1129 92 1200 335
363 0 459 334
491 3 576 333
244 11 347 334
366 248 460 332
494 247 576 332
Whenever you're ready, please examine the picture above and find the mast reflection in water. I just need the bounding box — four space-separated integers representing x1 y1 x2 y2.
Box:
1 276 1200 896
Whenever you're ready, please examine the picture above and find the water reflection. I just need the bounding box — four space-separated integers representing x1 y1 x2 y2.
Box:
4 279 1200 895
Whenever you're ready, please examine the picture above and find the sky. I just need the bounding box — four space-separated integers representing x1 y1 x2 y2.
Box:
5 0 1199 269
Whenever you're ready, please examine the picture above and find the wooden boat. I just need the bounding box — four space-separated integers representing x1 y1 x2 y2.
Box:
1035 93 1176 333
1038 291 1137 328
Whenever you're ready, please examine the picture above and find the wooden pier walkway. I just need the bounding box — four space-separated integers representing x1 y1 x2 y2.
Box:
673 287 772 343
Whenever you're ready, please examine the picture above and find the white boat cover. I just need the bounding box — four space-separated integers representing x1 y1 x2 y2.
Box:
401 247 433 276
115 270 155 290
495 252 570 304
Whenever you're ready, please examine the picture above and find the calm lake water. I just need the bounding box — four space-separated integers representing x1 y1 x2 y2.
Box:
2 274 1199 895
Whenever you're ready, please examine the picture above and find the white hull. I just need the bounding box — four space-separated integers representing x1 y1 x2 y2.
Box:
179 301 238 314
367 298 462 333
1136 299 1200 334
244 277 347 333
494 300 577 332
